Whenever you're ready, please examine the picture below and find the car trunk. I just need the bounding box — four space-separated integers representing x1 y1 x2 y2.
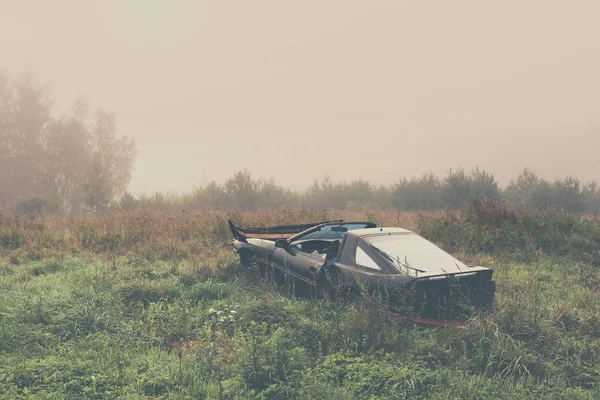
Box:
414 269 495 319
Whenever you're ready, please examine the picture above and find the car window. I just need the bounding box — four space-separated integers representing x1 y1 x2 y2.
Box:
355 246 381 271
291 241 328 260
362 233 467 275
294 223 372 241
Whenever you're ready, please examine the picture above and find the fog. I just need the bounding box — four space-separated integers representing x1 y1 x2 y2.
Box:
2 0 599 194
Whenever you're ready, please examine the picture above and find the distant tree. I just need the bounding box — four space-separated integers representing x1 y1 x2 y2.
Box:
371 185 394 209
223 169 261 209
183 181 226 209
306 175 337 209
505 168 540 206
470 167 500 201
441 168 472 209
582 182 600 214
339 179 375 209
119 191 138 210
84 111 136 211
529 179 554 208
0 70 136 213
0 71 53 208
515 168 540 192
0 72 11 209
201 181 228 209
259 177 299 209
84 152 113 211
45 107 90 212
552 176 584 212
393 172 441 210
505 169 591 212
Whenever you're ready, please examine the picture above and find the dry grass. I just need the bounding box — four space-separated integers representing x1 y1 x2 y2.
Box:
0 209 436 263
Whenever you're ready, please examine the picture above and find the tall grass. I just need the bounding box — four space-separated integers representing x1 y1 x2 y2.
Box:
0 208 423 262
1 206 600 398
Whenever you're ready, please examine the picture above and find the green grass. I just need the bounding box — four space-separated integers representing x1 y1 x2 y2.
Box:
2 252 600 399
1 207 600 398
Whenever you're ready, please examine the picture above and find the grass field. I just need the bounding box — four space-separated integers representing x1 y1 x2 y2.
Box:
1 208 600 399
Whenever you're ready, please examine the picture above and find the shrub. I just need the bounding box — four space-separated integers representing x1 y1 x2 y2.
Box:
419 200 600 264
14 196 61 215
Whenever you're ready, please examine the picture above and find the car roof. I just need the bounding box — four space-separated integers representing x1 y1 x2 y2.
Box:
348 227 414 237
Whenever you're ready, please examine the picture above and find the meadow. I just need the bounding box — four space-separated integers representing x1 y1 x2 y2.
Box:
1 205 600 399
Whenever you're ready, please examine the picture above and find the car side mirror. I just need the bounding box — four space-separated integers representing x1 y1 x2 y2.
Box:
275 239 290 250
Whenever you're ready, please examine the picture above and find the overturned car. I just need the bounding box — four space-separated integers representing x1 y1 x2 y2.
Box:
229 220 495 322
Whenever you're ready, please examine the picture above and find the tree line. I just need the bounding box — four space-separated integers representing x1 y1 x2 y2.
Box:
118 168 600 214
0 71 136 213
2 71 599 215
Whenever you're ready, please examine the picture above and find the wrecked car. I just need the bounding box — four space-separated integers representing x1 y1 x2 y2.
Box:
229 220 495 321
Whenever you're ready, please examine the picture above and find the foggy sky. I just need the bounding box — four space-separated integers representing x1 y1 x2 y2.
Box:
2 0 599 194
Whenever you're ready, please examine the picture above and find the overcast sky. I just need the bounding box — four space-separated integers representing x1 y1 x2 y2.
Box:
2 0 599 193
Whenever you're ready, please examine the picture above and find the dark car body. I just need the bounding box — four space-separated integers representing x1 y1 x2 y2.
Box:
229 220 495 320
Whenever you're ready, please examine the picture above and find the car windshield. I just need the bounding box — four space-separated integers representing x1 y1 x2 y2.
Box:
293 223 372 242
362 233 468 275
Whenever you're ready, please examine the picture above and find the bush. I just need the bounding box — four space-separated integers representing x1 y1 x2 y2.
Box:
419 200 600 264
14 197 61 215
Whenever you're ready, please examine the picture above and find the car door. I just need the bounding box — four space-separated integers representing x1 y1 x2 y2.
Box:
271 245 323 290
